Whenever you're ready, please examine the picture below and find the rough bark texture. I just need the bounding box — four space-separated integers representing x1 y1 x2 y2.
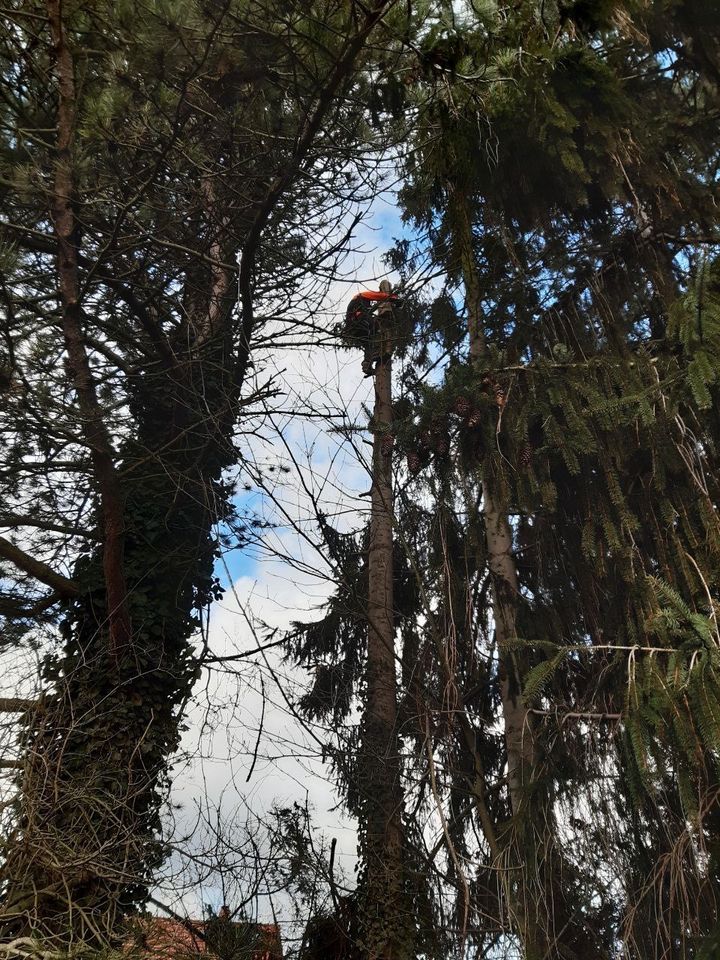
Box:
458 204 535 817
46 0 131 661
359 283 406 960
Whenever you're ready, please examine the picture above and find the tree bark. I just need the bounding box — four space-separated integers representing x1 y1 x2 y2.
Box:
46 0 131 660
452 196 546 958
456 199 535 820
0 699 39 714
359 282 406 960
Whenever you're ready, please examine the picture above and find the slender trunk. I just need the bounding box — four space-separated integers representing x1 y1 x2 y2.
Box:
456 200 535 824
47 0 131 660
359 283 406 960
452 197 545 958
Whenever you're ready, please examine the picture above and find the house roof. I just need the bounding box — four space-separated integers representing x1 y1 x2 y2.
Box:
128 916 282 960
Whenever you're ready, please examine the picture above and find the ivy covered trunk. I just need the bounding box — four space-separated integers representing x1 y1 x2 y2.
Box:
1 270 237 946
0 5 234 938
1 159 237 933
2 384 232 940
358 287 407 960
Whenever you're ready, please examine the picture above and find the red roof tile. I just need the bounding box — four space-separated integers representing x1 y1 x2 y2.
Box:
128 917 282 960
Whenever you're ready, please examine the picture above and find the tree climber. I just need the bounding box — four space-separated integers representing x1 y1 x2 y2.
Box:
343 288 399 376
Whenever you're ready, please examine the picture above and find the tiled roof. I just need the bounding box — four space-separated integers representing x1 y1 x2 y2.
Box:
128 917 282 960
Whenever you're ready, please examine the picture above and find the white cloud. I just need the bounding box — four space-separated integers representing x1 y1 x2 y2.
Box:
161 201 414 923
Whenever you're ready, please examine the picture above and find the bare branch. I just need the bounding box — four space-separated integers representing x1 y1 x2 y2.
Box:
0 699 39 713
0 513 100 541
0 535 79 597
236 0 396 386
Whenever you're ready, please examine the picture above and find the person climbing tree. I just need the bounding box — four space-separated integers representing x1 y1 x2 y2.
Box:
344 289 399 376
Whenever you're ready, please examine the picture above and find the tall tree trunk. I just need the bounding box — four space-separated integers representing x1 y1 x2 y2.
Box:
46 0 131 662
359 283 406 960
452 197 547 959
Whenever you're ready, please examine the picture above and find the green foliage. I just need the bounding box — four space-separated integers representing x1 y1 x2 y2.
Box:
523 650 567 705
669 256 720 409
379 0 720 954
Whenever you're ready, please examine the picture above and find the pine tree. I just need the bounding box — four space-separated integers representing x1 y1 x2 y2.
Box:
0 0 394 942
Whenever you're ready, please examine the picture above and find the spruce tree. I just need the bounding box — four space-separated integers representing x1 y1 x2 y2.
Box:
291 0 720 956
388 0 720 956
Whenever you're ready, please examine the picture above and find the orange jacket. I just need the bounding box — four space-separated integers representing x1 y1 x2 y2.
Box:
352 290 397 302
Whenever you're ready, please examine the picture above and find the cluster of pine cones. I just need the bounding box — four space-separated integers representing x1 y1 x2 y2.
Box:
453 377 506 422
422 418 450 457
406 450 425 475
402 380 532 477
452 395 482 427
404 416 449 475
380 434 395 457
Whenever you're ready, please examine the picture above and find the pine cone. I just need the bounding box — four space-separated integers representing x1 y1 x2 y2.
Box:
466 410 483 429
453 396 472 418
519 442 532 468
434 438 449 458
431 415 449 432
493 384 506 408
380 434 395 457
406 451 423 475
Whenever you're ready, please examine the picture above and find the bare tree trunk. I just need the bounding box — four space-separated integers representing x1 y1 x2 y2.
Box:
359 282 406 960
